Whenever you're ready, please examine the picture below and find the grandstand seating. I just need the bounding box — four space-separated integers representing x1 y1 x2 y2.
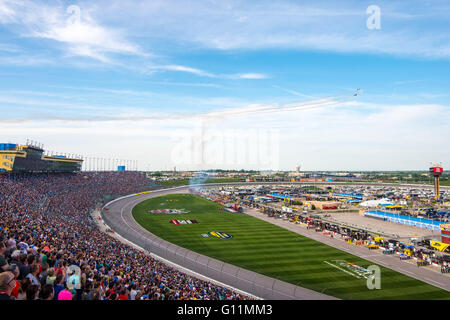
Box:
0 172 248 300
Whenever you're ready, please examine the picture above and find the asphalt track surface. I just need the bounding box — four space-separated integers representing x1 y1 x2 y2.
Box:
102 182 450 300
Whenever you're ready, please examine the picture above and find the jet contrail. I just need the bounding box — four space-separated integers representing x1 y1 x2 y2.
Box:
202 90 358 119
0 89 360 123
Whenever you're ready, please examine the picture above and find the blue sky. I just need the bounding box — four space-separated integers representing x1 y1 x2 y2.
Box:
0 0 449 171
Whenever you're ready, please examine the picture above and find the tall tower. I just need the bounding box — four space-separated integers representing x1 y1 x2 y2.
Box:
429 163 443 200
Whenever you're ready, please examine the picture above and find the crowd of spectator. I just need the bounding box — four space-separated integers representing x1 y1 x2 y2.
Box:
0 172 248 300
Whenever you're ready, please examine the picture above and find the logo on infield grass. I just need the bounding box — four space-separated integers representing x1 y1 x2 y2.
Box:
324 260 381 289
149 209 190 214
208 231 233 239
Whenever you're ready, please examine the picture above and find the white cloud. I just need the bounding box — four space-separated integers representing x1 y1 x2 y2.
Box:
147 65 214 77
0 0 16 23
32 17 143 57
0 54 54 66
0 43 20 52
233 73 268 79
3 1 449 62
0 0 146 63
91 0 450 59
145 64 268 80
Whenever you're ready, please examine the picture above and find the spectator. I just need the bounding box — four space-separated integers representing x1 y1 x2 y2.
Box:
53 274 65 300
7 264 21 299
40 284 54 300
57 285 73 301
39 263 49 286
46 268 56 286
4 239 16 260
9 250 22 277
17 254 29 281
26 284 40 300
16 278 31 301
0 242 9 273
129 284 137 300
117 289 129 300
26 265 39 286
0 271 16 300
82 280 93 300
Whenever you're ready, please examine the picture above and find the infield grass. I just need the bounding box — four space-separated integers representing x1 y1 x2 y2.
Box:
132 194 450 300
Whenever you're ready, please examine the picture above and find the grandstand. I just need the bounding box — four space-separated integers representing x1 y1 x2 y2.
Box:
0 143 82 173
0 171 248 300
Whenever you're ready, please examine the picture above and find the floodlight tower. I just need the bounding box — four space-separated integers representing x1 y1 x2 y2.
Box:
429 163 443 200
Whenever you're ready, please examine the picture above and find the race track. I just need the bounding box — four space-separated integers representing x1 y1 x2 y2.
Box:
101 182 450 300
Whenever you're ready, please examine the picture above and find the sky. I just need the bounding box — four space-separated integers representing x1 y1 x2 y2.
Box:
0 0 449 171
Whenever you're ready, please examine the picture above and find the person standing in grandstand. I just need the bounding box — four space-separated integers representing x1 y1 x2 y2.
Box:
4 239 16 260
7 264 20 299
40 284 54 300
0 241 9 273
9 250 21 276
18 254 29 281
46 268 56 286
82 280 94 300
53 274 65 300
25 284 39 300
16 278 31 300
0 272 16 300
39 263 49 286
117 289 129 300
26 265 40 286
57 284 73 301
129 283 137 300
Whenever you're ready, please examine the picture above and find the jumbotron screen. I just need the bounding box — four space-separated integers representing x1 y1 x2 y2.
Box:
430 167 443 173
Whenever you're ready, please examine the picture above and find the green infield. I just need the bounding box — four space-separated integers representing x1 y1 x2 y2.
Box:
132 194 450 300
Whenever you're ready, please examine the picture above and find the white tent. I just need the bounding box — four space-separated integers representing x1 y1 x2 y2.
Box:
359 198 393 208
